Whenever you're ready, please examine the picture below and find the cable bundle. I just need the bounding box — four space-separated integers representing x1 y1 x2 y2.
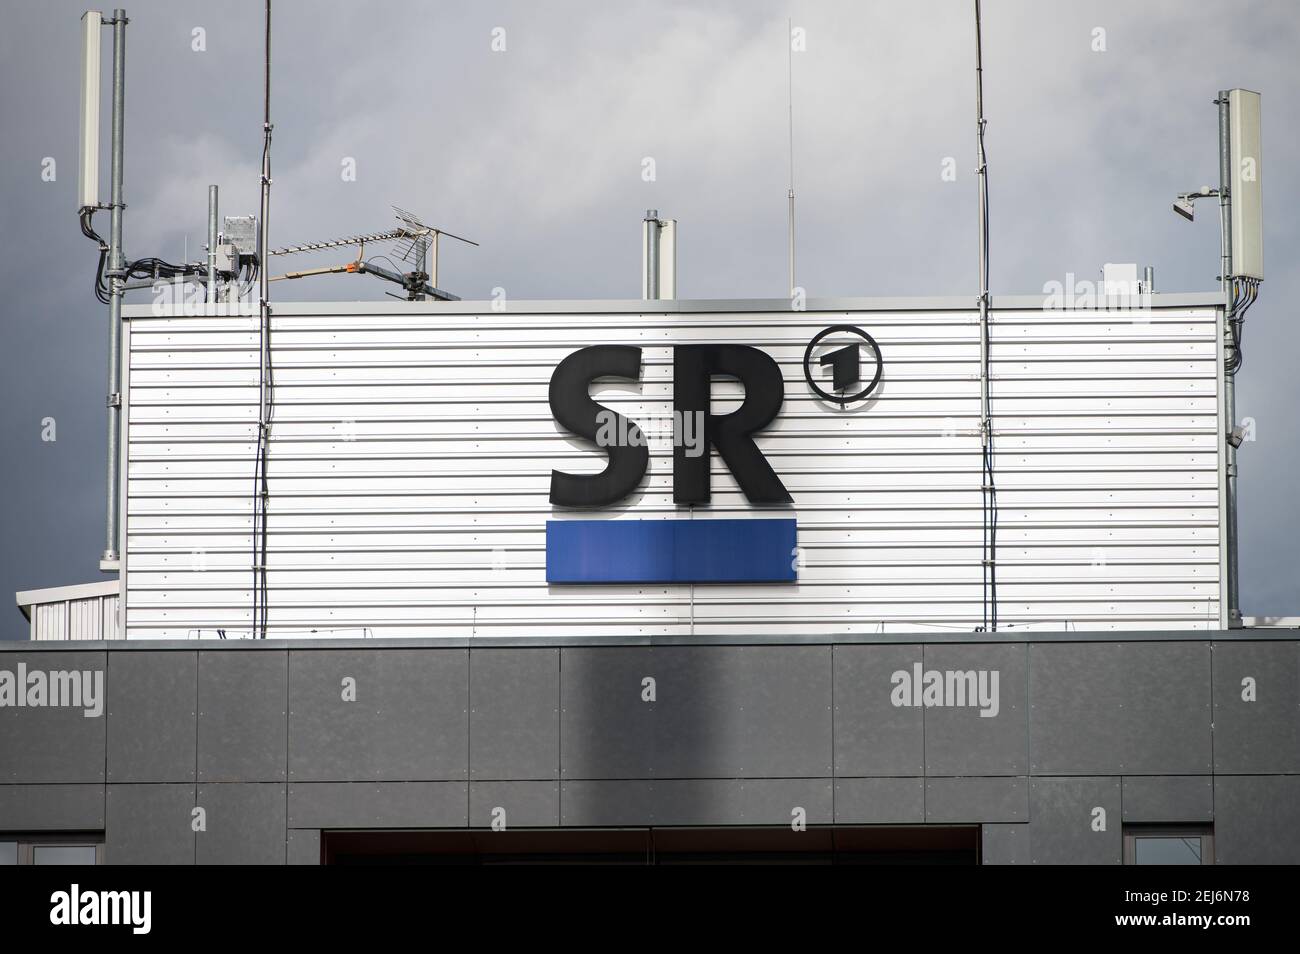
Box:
1226 277 1260 375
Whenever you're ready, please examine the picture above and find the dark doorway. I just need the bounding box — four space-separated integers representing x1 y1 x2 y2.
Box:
324 826 979 865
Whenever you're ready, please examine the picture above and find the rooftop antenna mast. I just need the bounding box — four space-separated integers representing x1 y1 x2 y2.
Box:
252 0 273 638
1171 90 1264 627
974 0 999 631
787 17 796 298
266 206 477 301
77 9 129 570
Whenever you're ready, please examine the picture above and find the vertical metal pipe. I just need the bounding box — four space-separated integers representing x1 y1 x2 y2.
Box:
254 0 273 638
1143 265 1154 293
207 185 218 303
643 210 660 300
102 8 126 567
1218 90 1240 626
975 2 990 428
974 0 995 630
787 190 796 298
787 17 796 298
1218 93 1233 296
430 231 439 291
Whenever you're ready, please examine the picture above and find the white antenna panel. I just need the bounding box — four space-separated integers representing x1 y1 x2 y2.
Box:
78 10 101 210
1229 88 1263 280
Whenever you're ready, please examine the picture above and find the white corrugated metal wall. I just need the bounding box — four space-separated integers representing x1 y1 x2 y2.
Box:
121 302 1222 638
30 594 121 641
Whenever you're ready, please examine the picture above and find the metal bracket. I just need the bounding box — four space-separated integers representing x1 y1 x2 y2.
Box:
106 392 121 408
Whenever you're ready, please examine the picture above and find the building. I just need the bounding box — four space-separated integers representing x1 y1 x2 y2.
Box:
3 293 1298 864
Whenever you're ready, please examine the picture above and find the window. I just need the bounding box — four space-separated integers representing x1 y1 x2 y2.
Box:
1123 826 1213 865
0 835 102 865
33 845 99 865
323 826 981 865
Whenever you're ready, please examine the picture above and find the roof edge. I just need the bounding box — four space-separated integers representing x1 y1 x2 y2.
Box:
121 291 1227 319
5 628 1299 650
15 580 121 620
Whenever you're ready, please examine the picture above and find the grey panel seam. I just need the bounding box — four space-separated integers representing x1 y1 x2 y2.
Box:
557 648 563 825
1025 644 1033 824
193 654 200 865
103 652 110 848
829 645 835 821
921 644 928 820
466 649 471 824
1209 643 1216 782
285 650 292 864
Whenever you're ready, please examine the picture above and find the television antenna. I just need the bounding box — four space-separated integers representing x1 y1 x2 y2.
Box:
267 205 477 300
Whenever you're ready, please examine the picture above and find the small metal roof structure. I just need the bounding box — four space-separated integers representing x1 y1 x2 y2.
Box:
16 580 119 621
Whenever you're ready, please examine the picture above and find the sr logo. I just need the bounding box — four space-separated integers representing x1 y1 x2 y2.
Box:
548 344 792 508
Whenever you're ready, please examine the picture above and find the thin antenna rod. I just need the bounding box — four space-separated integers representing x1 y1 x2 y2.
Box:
974 0 998 632
253 0 273 638
787 18 796 298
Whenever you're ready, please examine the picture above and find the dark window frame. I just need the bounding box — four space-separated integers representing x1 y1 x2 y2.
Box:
1122 825 1214 865
0 833 104 865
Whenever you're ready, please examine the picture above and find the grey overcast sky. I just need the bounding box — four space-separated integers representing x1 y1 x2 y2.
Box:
1 0 1297 638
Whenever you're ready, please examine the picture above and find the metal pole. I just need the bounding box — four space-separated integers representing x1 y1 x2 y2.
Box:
643 210 660 300
975 3 991 435
787 17 796 298
207 185 218 303
1218 93 1233 297
1218 90 1240 626
787 189 796 299
974 0 995 630
252 0 273 637
430 231 439 290
101 8 126 568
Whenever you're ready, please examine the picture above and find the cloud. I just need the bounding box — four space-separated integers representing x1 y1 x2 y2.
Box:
2 0 1299 636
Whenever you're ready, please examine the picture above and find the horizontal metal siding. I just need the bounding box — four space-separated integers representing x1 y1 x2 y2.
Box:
123 307 1221 638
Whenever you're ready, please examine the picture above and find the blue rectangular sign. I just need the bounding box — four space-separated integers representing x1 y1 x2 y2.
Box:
546 518 797 584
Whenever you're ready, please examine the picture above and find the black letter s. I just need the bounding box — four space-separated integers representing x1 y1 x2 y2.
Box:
549 346 649 507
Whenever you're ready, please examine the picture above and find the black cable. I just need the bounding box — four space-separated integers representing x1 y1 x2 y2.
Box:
1225 281 1242 374
1231 280 1257 375
252 0 274 639
974 49 999 633
366 254 404 275
1225 278 1258 377
80 210 112 304
980 439 999 632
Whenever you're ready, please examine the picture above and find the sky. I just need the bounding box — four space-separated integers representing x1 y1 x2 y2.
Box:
1 0 1298 638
